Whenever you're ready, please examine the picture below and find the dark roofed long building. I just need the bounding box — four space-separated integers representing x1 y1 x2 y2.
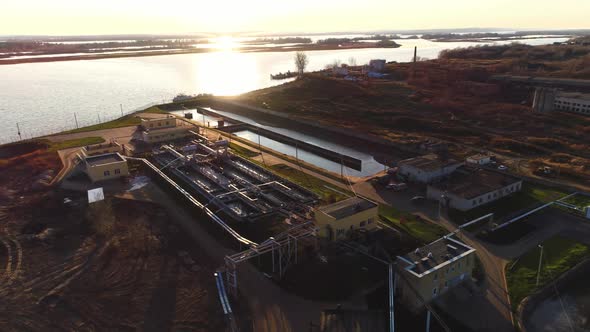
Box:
398 154 463 184
427 168 522 211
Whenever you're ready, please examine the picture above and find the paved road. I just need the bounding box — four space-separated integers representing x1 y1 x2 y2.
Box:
353 181 515 332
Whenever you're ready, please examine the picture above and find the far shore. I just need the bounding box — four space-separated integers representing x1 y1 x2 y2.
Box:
0 42 400 66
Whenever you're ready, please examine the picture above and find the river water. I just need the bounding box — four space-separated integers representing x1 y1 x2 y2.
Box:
203 107 387 177
526 279 590 332
0 36 568 143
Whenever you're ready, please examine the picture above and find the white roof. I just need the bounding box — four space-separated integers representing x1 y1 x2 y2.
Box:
87 187 105 203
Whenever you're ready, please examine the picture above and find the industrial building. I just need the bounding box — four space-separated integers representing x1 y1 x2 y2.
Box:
369 59 386 72
397 237 476 312
151 138 317 222
83 153 129 183
314 196 379 241
82 142 122 157
398 154 463 184
554 92 590 115
466 154 491 166
427 168 522 211
139 115 192 144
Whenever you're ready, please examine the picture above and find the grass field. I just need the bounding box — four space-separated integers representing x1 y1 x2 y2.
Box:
505 236 590 311
48 137 105 151
269 164 351 204
562 194 590 209
62 106 166 134
229 142 260 158
449 184 568 225
379 204 447 244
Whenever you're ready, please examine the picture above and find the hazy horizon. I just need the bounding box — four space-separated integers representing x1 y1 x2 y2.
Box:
3 0 590 36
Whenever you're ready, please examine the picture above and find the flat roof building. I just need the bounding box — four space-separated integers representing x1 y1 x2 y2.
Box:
554 92 590 116
140 115 177 130
82 142 122 157
139 116 193 144
314 196 379 241
83 152 129 183
398 154 463 184
466 154 491 166
397 237 476 312
427 168 522 211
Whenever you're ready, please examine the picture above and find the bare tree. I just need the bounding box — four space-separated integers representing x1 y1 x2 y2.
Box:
348 57 357 66
325 59 342 70
294 52 309 75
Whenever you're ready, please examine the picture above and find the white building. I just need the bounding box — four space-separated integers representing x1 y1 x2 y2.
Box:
332 66 349 76
427 168 522 211
82 142 122 157
466 154 491 166
398 154 463 184
369 59 386 72
397 237 476 312
139 116 192 144
554 92 590 116
83 153 129 183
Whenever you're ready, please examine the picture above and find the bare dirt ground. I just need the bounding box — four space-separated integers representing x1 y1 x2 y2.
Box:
0 192 225 331
0 142 225 331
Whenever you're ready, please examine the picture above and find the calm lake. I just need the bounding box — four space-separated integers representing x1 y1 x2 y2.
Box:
0 36 568 143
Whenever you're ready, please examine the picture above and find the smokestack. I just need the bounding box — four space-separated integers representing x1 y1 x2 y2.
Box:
411 46 417 79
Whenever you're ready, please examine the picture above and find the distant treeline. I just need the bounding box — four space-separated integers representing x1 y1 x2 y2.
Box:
438 43 590 79
0 39 198 55
316 35 401 47
251 37 312 44
423 32 504 40
439 43 590 61
423 31 590 42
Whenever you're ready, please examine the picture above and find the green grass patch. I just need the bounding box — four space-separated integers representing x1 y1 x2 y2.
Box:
47 137 105 152
449 184 568 225
562 194 590 209
229 143 260 158
379 204 447 244
63 114 141 134
142 106 168 114
269 164 351 204
505 236 590 311
60 105 167 134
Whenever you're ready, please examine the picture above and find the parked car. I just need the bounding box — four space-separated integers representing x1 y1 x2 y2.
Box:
497 165 508 171
411 196 426 204
386 183 408 191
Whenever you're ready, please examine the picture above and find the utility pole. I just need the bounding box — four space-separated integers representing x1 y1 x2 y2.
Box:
536 244 544 287
74 113 79 129
412 46 418 79
16 122 22 140
120 104 124 117
97 113 101 123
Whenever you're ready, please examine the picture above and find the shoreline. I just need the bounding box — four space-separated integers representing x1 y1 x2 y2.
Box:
425 35 571 43
0 42 400 66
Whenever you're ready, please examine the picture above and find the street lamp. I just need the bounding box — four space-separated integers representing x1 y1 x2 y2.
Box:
438 193 447 221
536 244 544 287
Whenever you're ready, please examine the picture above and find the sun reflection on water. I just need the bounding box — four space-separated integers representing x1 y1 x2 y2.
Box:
193 48 260 95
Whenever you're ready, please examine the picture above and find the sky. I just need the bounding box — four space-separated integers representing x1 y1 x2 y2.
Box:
2 0 590 36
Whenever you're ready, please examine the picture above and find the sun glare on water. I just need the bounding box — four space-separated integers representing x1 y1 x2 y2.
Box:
213 36 239 50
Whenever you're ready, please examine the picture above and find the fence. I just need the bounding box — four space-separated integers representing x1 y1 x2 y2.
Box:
0 100 166 145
